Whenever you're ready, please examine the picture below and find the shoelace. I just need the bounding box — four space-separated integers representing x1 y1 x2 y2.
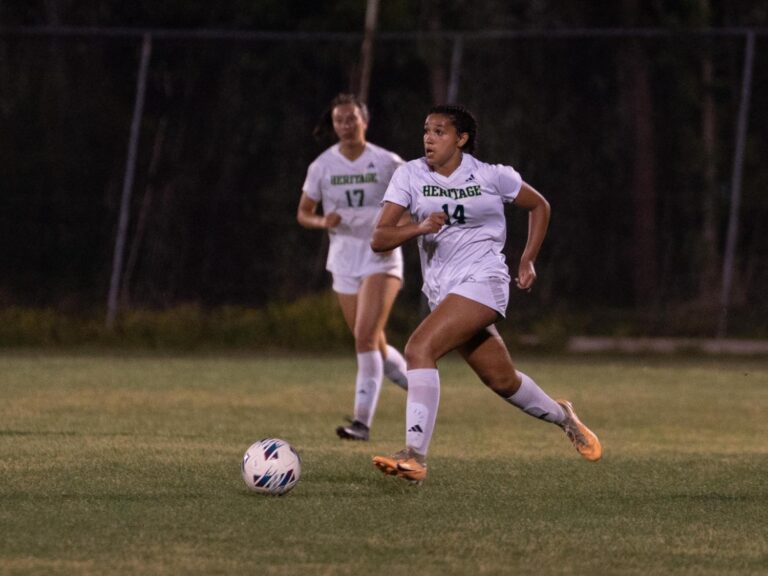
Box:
563 421 588 447
392 448 412 460
342 417 368 432
392 448 426 468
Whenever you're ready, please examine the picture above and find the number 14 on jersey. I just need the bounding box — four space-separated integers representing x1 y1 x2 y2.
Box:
442 203 466 225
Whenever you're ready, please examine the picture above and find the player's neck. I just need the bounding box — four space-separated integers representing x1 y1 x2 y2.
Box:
338 140 366 161
430 151 463 177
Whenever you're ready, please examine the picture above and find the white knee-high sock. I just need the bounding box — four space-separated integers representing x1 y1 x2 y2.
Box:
354 351 384 428
504 371 565 424
383 345 408 390
405 369 440 457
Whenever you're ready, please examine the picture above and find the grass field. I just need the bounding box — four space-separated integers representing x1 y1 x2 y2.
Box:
1 351 767 575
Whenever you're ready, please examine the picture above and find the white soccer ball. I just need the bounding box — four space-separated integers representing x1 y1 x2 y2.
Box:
241 438 302 496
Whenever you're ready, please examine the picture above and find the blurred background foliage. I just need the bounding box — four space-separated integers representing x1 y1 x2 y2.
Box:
1 1 767 345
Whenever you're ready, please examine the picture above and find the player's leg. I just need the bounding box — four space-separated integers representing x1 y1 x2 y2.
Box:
457 325 565 422
334 279 381 441
374 294 497 481
335 290 358 334
354 273 408 389
379 333 408 390
354 273 401 353
404 293 499 367
336 274 401 438
457 327 602 461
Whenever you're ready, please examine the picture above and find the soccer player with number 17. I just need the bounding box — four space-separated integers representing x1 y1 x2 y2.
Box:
298 93 410 442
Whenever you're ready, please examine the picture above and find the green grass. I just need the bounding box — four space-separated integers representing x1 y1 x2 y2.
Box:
1 351 767 575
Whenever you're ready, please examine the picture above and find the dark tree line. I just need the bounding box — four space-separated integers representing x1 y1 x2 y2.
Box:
1 1 767 336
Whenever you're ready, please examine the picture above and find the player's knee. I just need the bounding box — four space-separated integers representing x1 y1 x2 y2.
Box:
404 339 436 367
353 329 379 353
484 370 521 396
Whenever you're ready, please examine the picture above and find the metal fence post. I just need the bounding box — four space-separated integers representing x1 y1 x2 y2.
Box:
718 31 755 338
357 0 379 103
447 33 464 103
106 32 152 330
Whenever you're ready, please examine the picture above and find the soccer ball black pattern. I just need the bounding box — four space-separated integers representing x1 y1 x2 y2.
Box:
241 438 302 495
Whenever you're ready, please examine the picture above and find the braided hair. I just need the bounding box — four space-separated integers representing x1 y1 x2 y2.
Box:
428 104 478 154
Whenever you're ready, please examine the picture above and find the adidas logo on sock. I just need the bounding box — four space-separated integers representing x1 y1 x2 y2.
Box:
407 424 423 433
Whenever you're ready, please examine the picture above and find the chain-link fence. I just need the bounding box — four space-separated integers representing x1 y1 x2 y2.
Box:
1 27 766 336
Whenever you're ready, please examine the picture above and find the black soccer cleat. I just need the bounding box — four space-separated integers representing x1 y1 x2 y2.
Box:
336 419 370 441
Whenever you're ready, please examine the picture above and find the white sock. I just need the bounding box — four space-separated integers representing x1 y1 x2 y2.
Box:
383 345 408 390
405 368 440 457
504 371 565 424
353 351 384 428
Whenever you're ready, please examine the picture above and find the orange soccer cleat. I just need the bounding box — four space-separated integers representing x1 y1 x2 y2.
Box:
557 400 603 462
372 448 427 484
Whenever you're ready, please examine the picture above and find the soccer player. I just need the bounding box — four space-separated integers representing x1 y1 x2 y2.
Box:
297 93 409 441
371 104 602 482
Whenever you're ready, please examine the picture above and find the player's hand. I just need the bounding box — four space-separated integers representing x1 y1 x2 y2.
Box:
418 211 448 235
323 213 342 229
515 259 537 291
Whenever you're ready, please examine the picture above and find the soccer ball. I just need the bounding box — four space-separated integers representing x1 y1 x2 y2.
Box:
241 438 301 496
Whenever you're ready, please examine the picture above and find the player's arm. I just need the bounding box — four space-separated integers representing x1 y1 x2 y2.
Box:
371 201 447 252
296 192 341 229
512 182 550 290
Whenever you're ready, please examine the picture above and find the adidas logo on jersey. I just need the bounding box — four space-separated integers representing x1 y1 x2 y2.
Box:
407 424 423 433
367 162 375 169
466 173 476 182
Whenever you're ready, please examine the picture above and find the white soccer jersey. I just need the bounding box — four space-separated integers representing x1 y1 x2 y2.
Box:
303 143 405 276
382 153 523 306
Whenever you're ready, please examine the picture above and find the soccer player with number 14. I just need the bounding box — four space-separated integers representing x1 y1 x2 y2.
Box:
371 105 602 483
